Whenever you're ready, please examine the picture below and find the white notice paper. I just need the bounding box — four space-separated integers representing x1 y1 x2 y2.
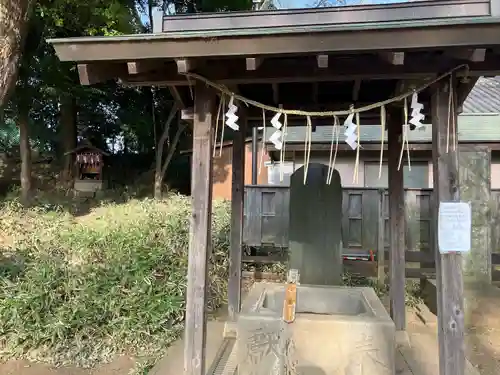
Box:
438 201 472 254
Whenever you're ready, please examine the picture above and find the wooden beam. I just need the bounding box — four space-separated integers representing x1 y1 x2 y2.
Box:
183 82 215 375
120 55 500 87
352 79 361 101
431 78 465 375
120 55 442 86
395 78 433 96
379 52 405 65
176 58 196 74
312 82 319 104
445 48 486 62
272 83 279 104
127 60 166 74
77 63 127 85
317 54 328 68
228 111 246 321
246 57 262 71
181 102 390 122
273 141 500 152
388 113 406 332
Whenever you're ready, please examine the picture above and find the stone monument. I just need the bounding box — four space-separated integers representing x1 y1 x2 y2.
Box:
288 163 343 285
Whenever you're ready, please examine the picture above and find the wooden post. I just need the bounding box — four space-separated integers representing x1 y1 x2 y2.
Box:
431 79 465 375
251 125 258 184
228 113 247 321
183 82 215 375
388 113 406 332
377 189 386 286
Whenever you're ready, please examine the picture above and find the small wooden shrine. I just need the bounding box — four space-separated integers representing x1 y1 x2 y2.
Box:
65 144 109 195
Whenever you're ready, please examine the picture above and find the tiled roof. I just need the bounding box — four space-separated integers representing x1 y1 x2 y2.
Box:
281 116 500 144
462 77 500 114
277 77 500 144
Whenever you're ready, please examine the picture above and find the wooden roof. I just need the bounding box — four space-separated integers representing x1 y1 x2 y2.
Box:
47 3 500 115
64 144 110 156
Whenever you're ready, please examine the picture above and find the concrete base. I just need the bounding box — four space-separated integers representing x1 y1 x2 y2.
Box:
395 330 410 348
237 283 395 375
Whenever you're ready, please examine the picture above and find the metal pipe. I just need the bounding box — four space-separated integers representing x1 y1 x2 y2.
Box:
252 126 258 184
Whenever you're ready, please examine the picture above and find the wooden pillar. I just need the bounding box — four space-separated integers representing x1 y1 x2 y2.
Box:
228 114 247 320
183 82 215 375
431 79 465 375
251 126 258 184
388 112 406 332
377 189 386 286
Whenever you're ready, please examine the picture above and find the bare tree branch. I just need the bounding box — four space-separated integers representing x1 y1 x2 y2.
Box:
154 103 179 198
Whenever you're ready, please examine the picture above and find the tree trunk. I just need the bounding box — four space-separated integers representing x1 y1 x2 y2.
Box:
0 0 32 107
147 0 154 31
154 104 179 199
18 108 32 205
60 94 77 186
157 121 186 195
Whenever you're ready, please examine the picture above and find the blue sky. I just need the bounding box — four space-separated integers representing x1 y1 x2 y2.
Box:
140 0 412 23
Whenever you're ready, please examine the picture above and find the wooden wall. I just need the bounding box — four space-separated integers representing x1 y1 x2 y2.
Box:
243 185 500 280
243 186 434 251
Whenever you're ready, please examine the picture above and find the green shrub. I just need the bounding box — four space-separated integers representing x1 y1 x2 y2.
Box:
0 194 231 368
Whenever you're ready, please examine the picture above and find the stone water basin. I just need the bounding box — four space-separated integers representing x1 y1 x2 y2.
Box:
236 283 395 375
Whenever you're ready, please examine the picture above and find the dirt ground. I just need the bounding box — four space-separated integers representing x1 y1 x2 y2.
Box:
0 357 135 375
2 286 500 375
464 286 500 375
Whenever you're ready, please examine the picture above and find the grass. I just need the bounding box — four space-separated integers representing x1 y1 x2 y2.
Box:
0 189 423 374
0 191 231 371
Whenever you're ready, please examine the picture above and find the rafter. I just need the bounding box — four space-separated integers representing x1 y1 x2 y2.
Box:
121 55 495 86
246 57 262 71
77 63 127 85
445 48 486 62
379 52 405 65
176 58 197 74
127 60 167 75
317 54 329 68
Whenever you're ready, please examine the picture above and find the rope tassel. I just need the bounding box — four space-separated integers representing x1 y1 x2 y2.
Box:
304 116 312 185
327 115 340 185
379 105 386 180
